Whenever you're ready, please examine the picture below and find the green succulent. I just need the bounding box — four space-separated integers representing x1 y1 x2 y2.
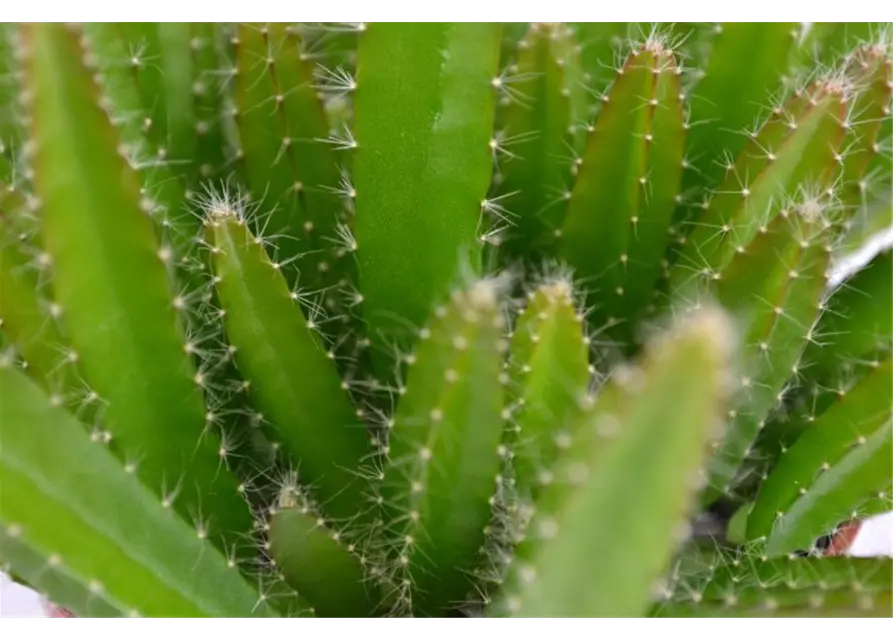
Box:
0 22 891 618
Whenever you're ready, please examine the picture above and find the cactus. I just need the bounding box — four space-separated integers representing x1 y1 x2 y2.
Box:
0 22 891 618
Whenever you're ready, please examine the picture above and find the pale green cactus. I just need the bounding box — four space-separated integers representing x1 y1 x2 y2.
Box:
0 22 891 618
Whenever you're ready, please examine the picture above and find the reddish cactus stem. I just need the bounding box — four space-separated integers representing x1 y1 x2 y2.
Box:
44 602 75 617
825 521 864 556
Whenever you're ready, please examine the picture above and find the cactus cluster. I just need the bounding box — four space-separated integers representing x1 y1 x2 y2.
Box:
0 22 891 618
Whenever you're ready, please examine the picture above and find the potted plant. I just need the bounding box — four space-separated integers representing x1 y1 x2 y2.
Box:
1 21 890 618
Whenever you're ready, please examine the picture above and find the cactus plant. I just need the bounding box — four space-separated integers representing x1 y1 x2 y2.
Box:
0 22 891 618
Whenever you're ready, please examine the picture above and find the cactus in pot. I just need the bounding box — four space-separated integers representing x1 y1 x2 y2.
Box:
0 21 891 618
